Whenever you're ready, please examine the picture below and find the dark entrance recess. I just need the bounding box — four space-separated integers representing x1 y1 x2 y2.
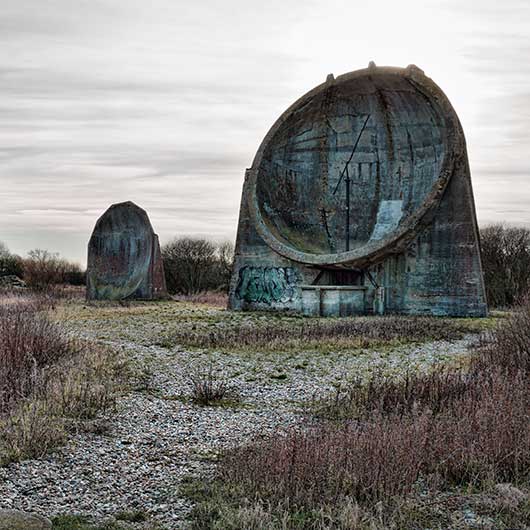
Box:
311 267 364 286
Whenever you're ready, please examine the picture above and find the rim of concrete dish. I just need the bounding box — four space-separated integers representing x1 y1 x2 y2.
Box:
247 63 465 268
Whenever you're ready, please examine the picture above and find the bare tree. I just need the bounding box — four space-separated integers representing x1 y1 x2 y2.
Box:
480 224 530 307
0 242 23 278
162 237 218 294
22 249 84 290
161 238 235 295
216 241 235 291
23 249 65 290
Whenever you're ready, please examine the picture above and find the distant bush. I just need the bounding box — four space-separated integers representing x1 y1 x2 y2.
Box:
0 242 23 278
162 237 233 295
63 266 86 286
0 254 23 278
480 224 530 307
475 295 530 374
22 249 85 291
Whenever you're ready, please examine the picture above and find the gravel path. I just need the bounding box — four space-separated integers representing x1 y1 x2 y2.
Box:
0 306 480 529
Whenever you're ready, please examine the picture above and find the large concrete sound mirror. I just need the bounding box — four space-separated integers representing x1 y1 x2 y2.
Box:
229 63 487 316
87 201 167 301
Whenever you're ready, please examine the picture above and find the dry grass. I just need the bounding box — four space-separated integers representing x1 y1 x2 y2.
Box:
0 296 79 411
1 402 66 462
187 301 530 529
0 292 121 463
474 297 530 374
313 299 530 421
187 362 237 406
222 372 529 508
172 291 228 307
313 369 478 420
172 315 469 352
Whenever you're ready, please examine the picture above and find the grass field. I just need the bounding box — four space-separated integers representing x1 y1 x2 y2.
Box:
1 293 527 530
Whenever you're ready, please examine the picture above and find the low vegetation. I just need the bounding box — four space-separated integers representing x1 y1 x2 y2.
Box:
186 299 530 529
51 513 152 530
170 315 475 353
59 301 490 360
0 292 121 464
475 297 530 373
2 229 528 528
188 362 238 406
0 294 77 410
172 291 228 307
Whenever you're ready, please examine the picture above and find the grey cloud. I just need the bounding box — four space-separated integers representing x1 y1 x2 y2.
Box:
1 0 529 263
0 0 121 39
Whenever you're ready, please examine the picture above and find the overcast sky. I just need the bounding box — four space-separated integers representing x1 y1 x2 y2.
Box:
1 0 529 264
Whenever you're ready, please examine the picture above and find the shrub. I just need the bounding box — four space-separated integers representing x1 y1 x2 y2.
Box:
44 350 117 420
0 402 66 462
162 237 233 295
312 368 472 420
63 265 86 286
0 293 119 463
22 249 64 290
0 298 77 411
0 241 23 278
188 362 236 406
474 296 530 374
220 370 529 510
0 254 24 278
480 224 530 307
22 249 86 291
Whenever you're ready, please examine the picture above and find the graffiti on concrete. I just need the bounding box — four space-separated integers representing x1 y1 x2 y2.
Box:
236 266 298 304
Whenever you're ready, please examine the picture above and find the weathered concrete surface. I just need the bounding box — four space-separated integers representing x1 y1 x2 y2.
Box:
87 201 167 301
229 64 487 317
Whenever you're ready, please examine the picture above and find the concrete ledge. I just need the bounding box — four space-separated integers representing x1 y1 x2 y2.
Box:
300 285 367 291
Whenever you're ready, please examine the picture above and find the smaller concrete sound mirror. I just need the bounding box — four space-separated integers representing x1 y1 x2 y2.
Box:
229 63 487 317
87 201 167 300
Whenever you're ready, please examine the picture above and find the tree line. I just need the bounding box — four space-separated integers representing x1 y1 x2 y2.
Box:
0 245 85 290
1 225 529 307
0 239 234 295
160 227 530 306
